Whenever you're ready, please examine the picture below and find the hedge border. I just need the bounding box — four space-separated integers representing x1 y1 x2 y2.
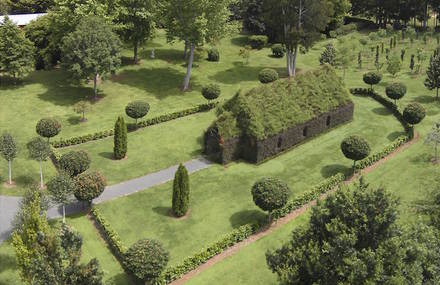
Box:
51 101 219 148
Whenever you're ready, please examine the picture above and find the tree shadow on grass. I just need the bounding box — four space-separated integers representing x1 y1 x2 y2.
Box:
409 151 432 165
67 116 82 125
0 252 17 273
387 131 407 141
414 95 437 104
372 106 392 116
229 209 267 229
152 206 172 217
14 175 36 188
321 164 351 179
105 272 134 285
230 35 249 47
99 152 114 160
140 48 187 65
111 67 200 99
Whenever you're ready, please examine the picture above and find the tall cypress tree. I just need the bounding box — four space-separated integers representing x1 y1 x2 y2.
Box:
172 164 190 217
425 55 440 100
114 116 127 160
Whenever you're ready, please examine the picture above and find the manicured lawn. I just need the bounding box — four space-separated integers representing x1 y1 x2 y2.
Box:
96 90 403 266
0 242 20 285
61 111 216 185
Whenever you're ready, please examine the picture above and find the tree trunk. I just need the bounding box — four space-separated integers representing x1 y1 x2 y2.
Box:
286 50 293 77
8 160 11 185
62 205 66 224
93 74 98 100
437 87 439 100
436 143 439 162
134 42 138 64
353 160 357 173
184 40 189 59
182 44 195 91
291 45 298 77
39 162 44 189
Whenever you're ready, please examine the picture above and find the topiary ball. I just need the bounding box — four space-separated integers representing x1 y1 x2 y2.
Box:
251 177 290 213
271 44 285 58
36 118 61 141
201 84 221 101
74 171 106 203
403 103 426 125
341 135 371 162
207 47 220 62
125 101 150 121
58 150 91 177
249 35 268 50
259 68 279 84
363 71 382 88
385 82 407 102
124 239 169 282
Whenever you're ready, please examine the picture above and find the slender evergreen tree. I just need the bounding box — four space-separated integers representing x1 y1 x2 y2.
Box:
172 164 190 217
114 116 127 160
425 55 440 100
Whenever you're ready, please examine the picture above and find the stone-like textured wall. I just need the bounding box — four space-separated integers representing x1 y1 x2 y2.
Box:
205 103 354 164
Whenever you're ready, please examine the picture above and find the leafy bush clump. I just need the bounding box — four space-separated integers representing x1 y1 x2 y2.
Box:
36 118 61 142
259 68 279 84
74 171 106 204
319 43 337 66
201 84 221 101
341 135 371 169
125 101 150 124
271 44 285 58
124 239 169 283
207 47 220 62
385 82 407 103
249 35 268 49
403 103 426 125
58 150 91 177
363 71 382 89
251 177 290 216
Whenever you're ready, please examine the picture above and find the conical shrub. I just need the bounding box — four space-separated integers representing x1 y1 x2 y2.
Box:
114 116 127 160
172 164 190 217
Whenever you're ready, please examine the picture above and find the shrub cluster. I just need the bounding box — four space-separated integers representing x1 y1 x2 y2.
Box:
58 150 91 177
90 207 127 259
51 102 219 148
363 72 382 89
248 35 268 49
271 44 285 58
74 171 106 203
207 47 220 62
251 177 290 213
36 118 61 141
385 82 407 103
403 103 426 125
125 101 150 124
258 68 279 84
201 84 221 101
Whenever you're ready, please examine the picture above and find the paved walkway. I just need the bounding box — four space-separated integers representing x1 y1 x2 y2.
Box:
0 158 212 244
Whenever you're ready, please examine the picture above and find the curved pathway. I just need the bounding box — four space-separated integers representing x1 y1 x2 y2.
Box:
0 158 212 244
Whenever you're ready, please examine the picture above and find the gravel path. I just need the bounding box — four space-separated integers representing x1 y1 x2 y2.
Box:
0 158 212 244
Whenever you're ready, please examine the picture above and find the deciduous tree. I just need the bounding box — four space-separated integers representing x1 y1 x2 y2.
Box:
0 132 17 185
27 137 51 189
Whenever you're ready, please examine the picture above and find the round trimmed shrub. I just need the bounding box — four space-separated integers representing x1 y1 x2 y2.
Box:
271 44 285 58
362 72 382 89
125 101 150 124
36 118 61 142
385 82 407 103
341 135 371 169
58 150 91 177
259 68 279 84
403 103 426 125
124 239 169 282
249 35 268 50
251 177 290 216
74 171 106 204
201 84 221 101
207 47 220 62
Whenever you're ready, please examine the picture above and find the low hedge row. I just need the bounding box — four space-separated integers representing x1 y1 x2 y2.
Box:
89 207 127 260
51 102 219 148
355 136 409 170
272 173 345 220
156 174 345 284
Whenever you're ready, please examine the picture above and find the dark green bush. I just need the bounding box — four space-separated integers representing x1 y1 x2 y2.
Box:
251 177 290 215
74 171 106 204
403 103 426 125
172 164 190 217
36 118 61 142
201 84 221 101
363 71 382 89
58 150 91 177
125 101 150 124
258 68 279 84
319 43 337 66
124 239 169 282
271 44 285 58
114 116 127 160
249 35 268 49
207 47 220 62
385 82 407 103
341 135 371 169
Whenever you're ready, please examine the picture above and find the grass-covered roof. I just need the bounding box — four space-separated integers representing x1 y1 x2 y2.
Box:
212 65 352 140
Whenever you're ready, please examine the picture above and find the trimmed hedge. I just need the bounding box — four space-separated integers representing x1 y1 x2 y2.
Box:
52 102 219 148
248 35 268 49
90 207 127 259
